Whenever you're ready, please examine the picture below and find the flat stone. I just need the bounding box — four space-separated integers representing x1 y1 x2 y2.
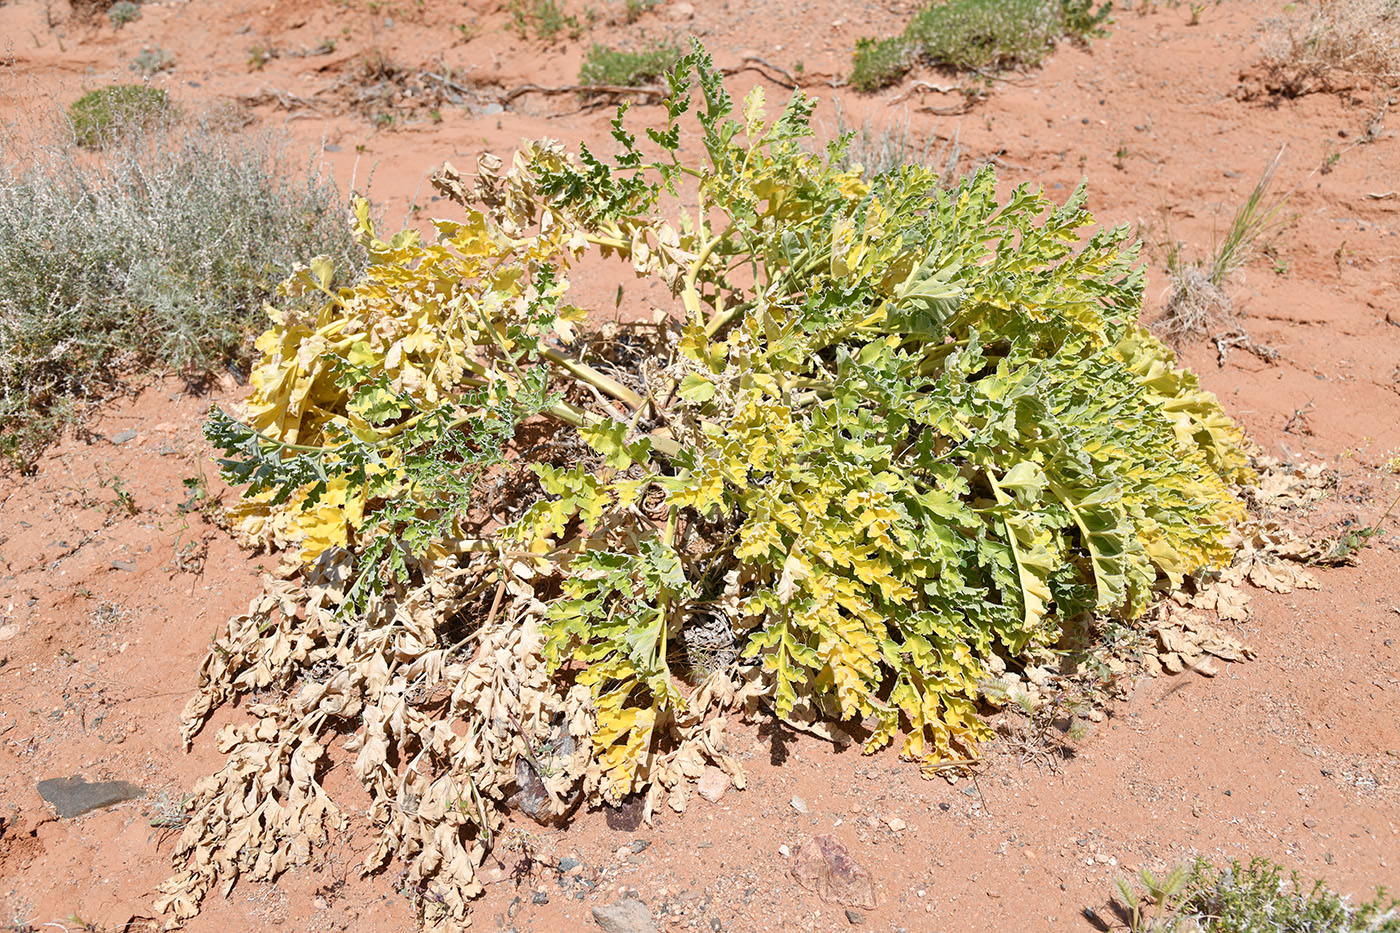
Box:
663 1 694 22
791 834 875 909
108 430 138 445
697 766 729 803
592 898 657 933
37 775 144 818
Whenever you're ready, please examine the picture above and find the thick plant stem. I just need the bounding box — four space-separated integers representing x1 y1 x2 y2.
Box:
541 347 645 410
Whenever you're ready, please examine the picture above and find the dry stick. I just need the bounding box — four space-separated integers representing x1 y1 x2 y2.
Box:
254 85 328 114
499 59 843 107
971 771 991 815
501 83 666 104
422 71 475 97
889 80 963 103
918 101 977 116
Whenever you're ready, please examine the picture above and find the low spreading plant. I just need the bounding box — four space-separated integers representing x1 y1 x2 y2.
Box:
0 114 363 466
851 0 1112 91
130 46 174 75
579 37 683 87
67 84 170 148
1115 858 1400 932
168 43 1252 928
509 0 584 42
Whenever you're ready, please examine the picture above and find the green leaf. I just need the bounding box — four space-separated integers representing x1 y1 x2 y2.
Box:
580 418 654 470
678 373 717 403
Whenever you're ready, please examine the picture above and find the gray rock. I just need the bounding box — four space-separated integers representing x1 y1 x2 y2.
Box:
558 856 581 873
37 775 143 818
108 430 138 445
591 898 657 933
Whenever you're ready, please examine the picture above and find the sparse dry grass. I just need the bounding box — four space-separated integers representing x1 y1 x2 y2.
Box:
0 108 363 467
829 100 964 181
1259 0 1400 95
1160 263 1231 342
1158 150 1290 342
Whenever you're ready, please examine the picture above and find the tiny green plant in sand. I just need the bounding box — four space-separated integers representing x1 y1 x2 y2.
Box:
131 46 175 75
108 0 140 28
579 37 683 87
162 43 1256 928
67 84 170 148
850 0 1112 91
509 0 584 41
623 0 658 22
247 44 277 70
1113 858 1400 931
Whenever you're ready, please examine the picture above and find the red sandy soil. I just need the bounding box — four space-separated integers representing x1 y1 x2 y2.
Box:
1 0 1398 930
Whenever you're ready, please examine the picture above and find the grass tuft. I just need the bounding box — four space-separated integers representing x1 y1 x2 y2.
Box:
1159 149 1290 341
850 0 1111 91
0 113 365 468
509 0 585 41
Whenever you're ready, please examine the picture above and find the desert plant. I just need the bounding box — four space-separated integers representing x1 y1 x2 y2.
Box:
830 98 962 181
0 115 364 466
130 46 174 75
108 0 140 28
1115 863 1193 931
168 44 1252 928
579 37 683 86
1159 149 1291 341
1259 0 1400 95
851 0 1112 91
67 84 170 148
247 44 277 70
509 0 583 41
1114 858 1400 931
